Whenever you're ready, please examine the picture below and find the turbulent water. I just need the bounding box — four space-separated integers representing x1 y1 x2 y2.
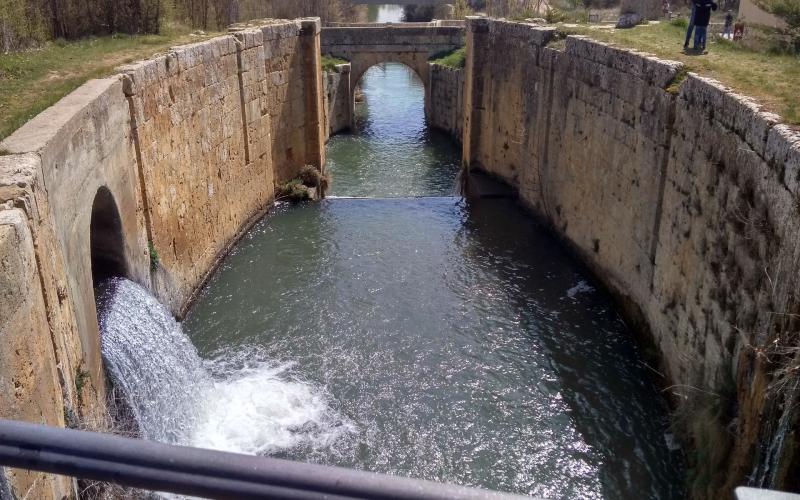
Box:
98 278 352 454
98 51 684 499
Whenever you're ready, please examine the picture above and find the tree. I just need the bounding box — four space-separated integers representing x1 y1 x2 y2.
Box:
759 0 800 53
759 0 800 29
453 0 475 18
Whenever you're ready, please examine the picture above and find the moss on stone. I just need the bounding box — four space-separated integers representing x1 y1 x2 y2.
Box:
148 240 159 272
666 68 689 95
322 54 348 72
430 47 467 69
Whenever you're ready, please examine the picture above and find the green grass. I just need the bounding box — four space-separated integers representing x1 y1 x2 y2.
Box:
560 22 800 125
430 46 467 69
665 67 690 94
321 54 348 72
0 25 215 141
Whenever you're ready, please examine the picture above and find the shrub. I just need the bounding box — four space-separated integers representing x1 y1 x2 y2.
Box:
322 54 348 72
278 179 311 202
670 17 688 28
545 7 568 23
430 47 467 69
299 164 330 191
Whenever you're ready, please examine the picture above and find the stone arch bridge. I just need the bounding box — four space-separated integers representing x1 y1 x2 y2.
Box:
320 22 465 122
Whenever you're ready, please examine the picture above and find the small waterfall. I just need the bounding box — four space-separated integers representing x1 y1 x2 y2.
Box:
97 278 353 453
97 278 206 444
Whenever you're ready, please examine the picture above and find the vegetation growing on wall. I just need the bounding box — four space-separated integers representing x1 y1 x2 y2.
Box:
299 165 330 191
277 166 330 201
277 179 312 201
148 240 159 272
74 366 90 407
430 47 467 68
322 54 348 72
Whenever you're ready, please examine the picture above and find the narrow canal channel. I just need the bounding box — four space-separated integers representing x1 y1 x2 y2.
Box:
180 52 685 498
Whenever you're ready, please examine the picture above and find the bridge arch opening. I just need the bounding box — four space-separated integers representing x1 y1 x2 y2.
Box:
352 61 429 132
90 186 129 287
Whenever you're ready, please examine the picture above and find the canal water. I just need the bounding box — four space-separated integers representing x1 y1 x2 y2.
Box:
176 62 685 498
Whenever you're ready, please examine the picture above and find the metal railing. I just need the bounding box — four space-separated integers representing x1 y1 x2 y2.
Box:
0 419 532 499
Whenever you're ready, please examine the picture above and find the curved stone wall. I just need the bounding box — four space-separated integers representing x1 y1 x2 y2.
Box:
462 17 800 497
0 18 325 498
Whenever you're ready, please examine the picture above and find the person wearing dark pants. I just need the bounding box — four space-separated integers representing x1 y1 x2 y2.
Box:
692 0 718 52
683 2 697 49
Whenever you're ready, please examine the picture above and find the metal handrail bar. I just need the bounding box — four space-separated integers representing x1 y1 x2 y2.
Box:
0 419 532 500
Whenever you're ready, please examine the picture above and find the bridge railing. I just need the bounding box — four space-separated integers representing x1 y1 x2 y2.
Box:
0 419 531 499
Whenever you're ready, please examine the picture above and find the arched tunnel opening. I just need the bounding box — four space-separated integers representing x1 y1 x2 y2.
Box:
90 186 129 287
88 186 142 449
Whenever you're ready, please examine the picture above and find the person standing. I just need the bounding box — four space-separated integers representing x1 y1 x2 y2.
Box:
683 1 697 50
692 0 718 52
723 10 734 39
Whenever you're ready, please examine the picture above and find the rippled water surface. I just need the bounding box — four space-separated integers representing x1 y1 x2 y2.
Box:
326 64 461 197
183 60 684 498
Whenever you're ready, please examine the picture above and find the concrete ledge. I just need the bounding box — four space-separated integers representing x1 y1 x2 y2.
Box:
1 77 123 155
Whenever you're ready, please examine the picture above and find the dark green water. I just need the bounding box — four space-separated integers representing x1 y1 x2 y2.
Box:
184 63 684 498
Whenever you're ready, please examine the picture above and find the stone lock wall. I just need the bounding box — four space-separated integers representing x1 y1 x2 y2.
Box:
261 21 325 184
323 62 353 140
428 62 464 143
0 209 74 500
0 18 325 499
121 20 325 315
0 79 152 426
463 17 800 497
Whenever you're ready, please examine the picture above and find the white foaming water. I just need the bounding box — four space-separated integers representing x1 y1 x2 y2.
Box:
192 359 350 455
97 278 352 454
